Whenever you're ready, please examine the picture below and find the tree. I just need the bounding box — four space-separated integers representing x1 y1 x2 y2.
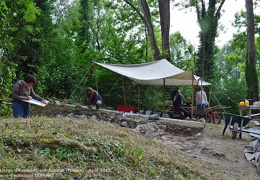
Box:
158 0 170 60
77 0 92 52
245 0 258 101
195 0 225 81
0 0 41 116
169 32 195 69
214 43 248 113
173 0 226 81
213 1 260 112
0 0 41 76
124 0 170 61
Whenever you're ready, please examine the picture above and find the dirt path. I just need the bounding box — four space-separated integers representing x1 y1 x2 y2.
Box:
153 123 259 179
119 113 260 179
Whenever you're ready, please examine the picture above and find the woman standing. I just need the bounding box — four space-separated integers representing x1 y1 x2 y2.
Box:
12 75 48 118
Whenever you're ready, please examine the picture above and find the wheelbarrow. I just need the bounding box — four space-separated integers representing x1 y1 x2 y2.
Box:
192 107 214 123
222 113 252 139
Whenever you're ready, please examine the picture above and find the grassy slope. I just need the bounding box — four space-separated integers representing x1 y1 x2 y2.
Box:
0 113 233 180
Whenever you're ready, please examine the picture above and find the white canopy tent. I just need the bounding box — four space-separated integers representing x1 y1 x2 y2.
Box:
95 59 211 114
95 59 210 86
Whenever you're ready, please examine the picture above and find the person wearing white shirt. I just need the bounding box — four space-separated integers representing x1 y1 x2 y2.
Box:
196 86 208 108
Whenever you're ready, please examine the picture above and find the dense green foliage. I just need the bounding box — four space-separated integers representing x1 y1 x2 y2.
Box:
0 0 260 116
196 0 223 82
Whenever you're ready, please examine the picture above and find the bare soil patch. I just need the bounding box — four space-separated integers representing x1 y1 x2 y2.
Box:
35 105 259 179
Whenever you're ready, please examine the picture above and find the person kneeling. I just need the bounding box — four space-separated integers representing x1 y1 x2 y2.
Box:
84 87 102 110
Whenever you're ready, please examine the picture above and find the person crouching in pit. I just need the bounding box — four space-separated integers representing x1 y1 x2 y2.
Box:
84 87 102 110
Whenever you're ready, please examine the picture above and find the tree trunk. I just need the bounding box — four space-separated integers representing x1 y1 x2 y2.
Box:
245 0 258 101
158 0 170 61
124 0 171 61
138 0 161 60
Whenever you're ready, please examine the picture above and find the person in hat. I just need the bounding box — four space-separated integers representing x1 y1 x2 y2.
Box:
84 87 102 110
171 86 185 115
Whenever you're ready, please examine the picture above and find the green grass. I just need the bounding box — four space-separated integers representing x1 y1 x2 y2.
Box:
3 102 250 180
0 115 213 180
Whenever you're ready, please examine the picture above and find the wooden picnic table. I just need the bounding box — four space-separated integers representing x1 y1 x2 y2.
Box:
239 105 260 118
208 105 231 110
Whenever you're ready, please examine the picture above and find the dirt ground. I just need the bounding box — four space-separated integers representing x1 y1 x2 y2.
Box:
35 105 260 179
131 116 260 179
155 124 259 179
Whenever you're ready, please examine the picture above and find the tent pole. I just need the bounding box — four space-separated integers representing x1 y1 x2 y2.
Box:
94 63 98 92
138 85 140 112
208 85 213 106
200 77 203 106
122 76 126 106
163 78 166 112
69 63 94 100
191 69 194 119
